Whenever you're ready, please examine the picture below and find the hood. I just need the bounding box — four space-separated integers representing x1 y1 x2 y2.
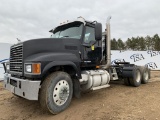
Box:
22 38 81 60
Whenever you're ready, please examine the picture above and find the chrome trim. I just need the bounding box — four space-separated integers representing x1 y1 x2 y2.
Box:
10 43 23 73
11 43 23 48
3 73 41 100
101 16 112 69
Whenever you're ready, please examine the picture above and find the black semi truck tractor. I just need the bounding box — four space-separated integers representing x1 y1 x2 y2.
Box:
3 16 150 114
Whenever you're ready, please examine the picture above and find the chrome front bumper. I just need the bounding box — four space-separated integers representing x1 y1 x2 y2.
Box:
3 73 41 100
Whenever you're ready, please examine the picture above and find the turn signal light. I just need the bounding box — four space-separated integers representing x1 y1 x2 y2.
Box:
32 63 41 74
96 66 100 69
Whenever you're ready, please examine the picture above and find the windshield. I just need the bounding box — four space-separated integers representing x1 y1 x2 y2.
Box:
51 22 83 39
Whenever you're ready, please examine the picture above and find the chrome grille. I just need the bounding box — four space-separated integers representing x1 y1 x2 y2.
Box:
10 44 23 73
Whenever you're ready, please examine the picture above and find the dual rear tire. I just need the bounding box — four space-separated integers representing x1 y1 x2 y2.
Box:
124 66 150 87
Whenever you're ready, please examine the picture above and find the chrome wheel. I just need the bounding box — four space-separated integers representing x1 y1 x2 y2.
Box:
136 70 141 83
143 70 149 80
53 80 69 106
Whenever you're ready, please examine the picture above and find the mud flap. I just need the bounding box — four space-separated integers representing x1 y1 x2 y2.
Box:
73 79 81 99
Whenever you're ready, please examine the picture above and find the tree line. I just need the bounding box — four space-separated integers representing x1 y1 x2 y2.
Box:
111 34 160 51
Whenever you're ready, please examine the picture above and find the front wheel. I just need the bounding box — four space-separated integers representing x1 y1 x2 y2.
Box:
39 71 73 114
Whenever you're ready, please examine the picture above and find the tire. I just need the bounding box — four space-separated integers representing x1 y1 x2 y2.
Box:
124 78 131 86
129 67 141 87
39 71 73 114
148 68 151 79
138 66 150 84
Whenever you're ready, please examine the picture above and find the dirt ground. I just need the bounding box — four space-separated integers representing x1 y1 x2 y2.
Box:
0 71 160 120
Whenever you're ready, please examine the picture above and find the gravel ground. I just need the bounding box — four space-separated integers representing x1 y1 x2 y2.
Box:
0 71 160 120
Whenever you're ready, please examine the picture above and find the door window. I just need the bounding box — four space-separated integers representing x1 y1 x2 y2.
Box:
84 26 96 43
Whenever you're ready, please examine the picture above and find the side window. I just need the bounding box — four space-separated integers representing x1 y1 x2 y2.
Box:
84 26 96 43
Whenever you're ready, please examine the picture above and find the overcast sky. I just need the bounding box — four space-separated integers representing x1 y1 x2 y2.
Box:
0 0 160 44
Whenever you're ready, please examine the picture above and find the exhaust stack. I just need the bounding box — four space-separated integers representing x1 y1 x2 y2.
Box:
101 16 111 69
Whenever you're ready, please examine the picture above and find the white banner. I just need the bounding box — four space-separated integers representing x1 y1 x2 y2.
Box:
0 43 11 80
111 50 160 70
0 64 4 80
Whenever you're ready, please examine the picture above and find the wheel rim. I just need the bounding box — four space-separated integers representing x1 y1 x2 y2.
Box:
144 70 149 80
53 80 69 106
135 70 141 83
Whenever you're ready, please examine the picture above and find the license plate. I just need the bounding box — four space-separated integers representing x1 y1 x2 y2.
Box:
11 85 15 93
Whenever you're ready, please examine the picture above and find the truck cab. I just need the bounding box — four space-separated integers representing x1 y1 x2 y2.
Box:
50 18 103 67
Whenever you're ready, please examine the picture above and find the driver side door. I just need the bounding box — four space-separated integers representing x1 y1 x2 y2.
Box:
82 25 102 65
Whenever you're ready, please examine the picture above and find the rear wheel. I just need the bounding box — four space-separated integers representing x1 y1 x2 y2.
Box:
138 66 150 84
129 68 141 87
39 71 73 114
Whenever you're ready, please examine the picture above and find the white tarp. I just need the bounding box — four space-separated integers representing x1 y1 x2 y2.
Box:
0 43 11 80
111 50 160 70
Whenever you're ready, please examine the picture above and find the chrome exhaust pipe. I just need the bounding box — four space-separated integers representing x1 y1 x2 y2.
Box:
101 16 111 69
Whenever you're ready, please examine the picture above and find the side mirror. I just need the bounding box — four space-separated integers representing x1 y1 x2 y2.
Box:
95 22 102 41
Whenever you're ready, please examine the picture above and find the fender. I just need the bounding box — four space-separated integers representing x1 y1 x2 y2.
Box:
24 52 81 79
42 61 81 78
122 64 136 78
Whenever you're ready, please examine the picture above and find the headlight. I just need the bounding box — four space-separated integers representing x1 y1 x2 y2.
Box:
25 63 41 74
26 64 32 73
6 64 9 70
